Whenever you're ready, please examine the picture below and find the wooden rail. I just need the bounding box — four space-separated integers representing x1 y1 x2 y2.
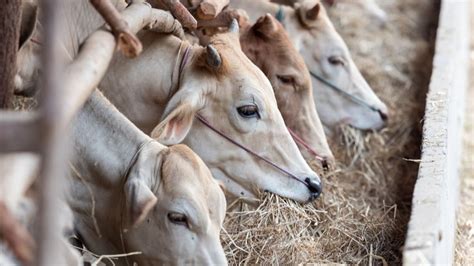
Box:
403 0 470 264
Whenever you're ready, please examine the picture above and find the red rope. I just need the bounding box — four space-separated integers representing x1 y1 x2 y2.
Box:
195 114 309 187
286 127 325 162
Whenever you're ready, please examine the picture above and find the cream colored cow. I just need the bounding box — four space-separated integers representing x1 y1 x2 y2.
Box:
197 13 335 165
69 90 227 265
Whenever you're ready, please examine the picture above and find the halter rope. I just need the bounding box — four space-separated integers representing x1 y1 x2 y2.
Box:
177 44 310 188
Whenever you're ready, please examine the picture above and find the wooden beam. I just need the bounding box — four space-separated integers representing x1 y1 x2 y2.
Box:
34 0 69 264
60 1 182 125
0 111 40 153
0 0 21 108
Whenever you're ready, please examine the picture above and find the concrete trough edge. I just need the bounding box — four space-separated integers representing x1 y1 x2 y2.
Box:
402 0 470 265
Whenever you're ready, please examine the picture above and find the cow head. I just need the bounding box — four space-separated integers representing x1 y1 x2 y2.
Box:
124 144 227 265
280 0 388 130
240 14 334 164
151 24 322 203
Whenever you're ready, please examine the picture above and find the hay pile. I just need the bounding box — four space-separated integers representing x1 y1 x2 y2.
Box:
221 0 439 264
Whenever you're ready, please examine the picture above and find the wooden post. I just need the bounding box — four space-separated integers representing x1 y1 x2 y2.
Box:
35 0 69 265
0 0 21 108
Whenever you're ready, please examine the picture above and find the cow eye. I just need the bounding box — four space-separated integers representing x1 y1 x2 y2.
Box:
237 105 260 119
168 212 188 227
277 75 295 84
328 56 345 66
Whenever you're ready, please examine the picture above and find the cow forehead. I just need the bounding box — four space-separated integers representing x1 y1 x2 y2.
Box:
209 35 274 93
161 145 222 202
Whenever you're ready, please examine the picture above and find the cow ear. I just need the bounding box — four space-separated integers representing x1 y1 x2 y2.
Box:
151 101 195 145
252 14 278 36
151 84 204 145
125 178 158 227
19 1 38 49
296 2 321 26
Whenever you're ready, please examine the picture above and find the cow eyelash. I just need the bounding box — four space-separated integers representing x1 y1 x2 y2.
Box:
328 56 345 66
277 75 295 84
237 104 260 119
168 212 189 227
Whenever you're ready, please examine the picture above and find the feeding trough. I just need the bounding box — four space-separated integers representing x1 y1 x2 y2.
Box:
403 0 470 264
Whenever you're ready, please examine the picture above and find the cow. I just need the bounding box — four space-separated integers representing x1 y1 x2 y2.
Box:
240 14 334 165
15 0 322 203
69 90 227 265
230 0 389 131
197 13 334 165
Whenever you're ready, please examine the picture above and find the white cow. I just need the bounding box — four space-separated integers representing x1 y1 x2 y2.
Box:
99 25 322 203
68 90 227 265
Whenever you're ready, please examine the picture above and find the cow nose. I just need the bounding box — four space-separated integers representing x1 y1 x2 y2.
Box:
305 177 322 200
378 109 389 122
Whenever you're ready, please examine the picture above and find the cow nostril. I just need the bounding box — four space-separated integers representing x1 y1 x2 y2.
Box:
305 177 322 198
378 110 389 122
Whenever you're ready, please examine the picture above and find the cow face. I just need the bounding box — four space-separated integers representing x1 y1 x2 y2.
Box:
281 0 389 130
124 144 227 265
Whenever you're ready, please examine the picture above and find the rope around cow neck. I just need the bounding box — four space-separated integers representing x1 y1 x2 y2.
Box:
195 114 309 187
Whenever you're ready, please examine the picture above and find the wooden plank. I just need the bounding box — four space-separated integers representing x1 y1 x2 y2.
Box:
403 0 470 264
0 111 40 153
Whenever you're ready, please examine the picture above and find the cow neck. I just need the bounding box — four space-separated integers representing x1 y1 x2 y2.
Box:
170 41 193 97
71 90 151 187
58 0 128 57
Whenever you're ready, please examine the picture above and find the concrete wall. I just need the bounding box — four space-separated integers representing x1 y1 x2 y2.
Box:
403 0 470 264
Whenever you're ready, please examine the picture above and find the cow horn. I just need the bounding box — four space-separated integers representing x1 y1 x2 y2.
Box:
206 45 221 69
229 18 239 34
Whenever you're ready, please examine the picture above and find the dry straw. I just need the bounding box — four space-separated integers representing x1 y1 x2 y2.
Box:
221 0 439 264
